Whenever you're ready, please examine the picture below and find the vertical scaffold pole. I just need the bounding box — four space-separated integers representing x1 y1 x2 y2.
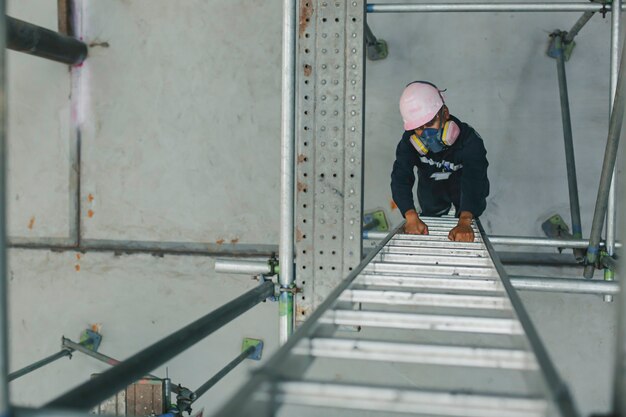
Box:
279 0 297 344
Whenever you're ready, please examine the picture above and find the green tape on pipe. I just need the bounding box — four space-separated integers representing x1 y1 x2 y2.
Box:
279 293 293 317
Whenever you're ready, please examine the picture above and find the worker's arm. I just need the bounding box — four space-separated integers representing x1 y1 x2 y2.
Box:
449 211 474 241
391 135 427 235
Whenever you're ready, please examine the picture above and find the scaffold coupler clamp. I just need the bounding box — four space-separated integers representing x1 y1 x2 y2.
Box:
583 245 603 269
259 252 287 301
259 273 280 302
279 282 301 296
600 1 608 18
174 385 196 415
267 252 279 276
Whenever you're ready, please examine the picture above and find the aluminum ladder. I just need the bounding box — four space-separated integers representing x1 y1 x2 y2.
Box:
213 216 579 417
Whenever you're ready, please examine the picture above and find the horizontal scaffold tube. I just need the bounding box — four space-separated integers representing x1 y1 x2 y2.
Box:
213 260 619 295
363 231 621 249
7 16 87 64
367 2 624 13
510 276 619 295
215 259 272 275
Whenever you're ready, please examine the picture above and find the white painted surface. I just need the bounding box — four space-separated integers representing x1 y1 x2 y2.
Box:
8 249 278 413
3 0 621 416
7 1 71 239
80 1 282 244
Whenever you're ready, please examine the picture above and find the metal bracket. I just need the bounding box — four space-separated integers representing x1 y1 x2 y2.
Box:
547 31 575 62
267 252 279 276
365 22 388 60
242 338 264 361
279 284 302 296
600 1 609 18
366 38 388 61
260 274 301 302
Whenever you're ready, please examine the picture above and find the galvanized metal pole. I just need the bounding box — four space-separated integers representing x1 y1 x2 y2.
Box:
364 231 622 249
564 11 596 43
191 346 255 403
584 29 626 279
510 276 619 295
279 0 297 345
554 35 583 246
615 3 626 410
616 203 626 415
0 4 8 416
367 2 618 13
606 0 622 300
8 349 72 382
215 259 272 275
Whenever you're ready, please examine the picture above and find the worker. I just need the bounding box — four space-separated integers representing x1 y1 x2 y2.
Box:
391 81 489 242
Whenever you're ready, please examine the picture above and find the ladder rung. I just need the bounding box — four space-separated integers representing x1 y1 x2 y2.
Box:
413 225 480 233
394 233 484 242
382 246 489 257
321 310 524 335
418 216 465 224
294 338 538 370
378 253 493 267
339 289 512 310
340 326 530 351
259 381 548 417
388 239 483 249
365 262 499 278
356 274 504 292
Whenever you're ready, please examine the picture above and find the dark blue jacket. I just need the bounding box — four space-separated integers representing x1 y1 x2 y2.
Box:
390 115 489 217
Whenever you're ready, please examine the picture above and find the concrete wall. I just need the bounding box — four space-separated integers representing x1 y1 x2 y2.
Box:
365 3 617 236
7 0 282 414
4 1 622 416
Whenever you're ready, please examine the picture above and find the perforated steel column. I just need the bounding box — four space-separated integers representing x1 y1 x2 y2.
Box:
295 0 365 324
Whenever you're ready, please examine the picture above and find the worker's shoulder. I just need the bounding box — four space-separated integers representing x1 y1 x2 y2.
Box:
396 130 413 151
453 116 485 149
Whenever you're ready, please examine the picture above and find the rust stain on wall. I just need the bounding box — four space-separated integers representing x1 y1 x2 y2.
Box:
299 1 313 38
76 254 81 260
89 41 110 48
75 264 81 272
87 194 95 202
297 154 307 164
297 181 307 192
296 304 310 318
295 227 303 242
216 239 225 245
230 238 239 244
390 199 398 211
27 216 35 230
87 209 95 218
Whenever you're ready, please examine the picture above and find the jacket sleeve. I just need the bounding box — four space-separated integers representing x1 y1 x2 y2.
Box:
459 132 490 217
391 138 418 217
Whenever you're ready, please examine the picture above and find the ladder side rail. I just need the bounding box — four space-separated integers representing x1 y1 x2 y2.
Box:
477 220 580 417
